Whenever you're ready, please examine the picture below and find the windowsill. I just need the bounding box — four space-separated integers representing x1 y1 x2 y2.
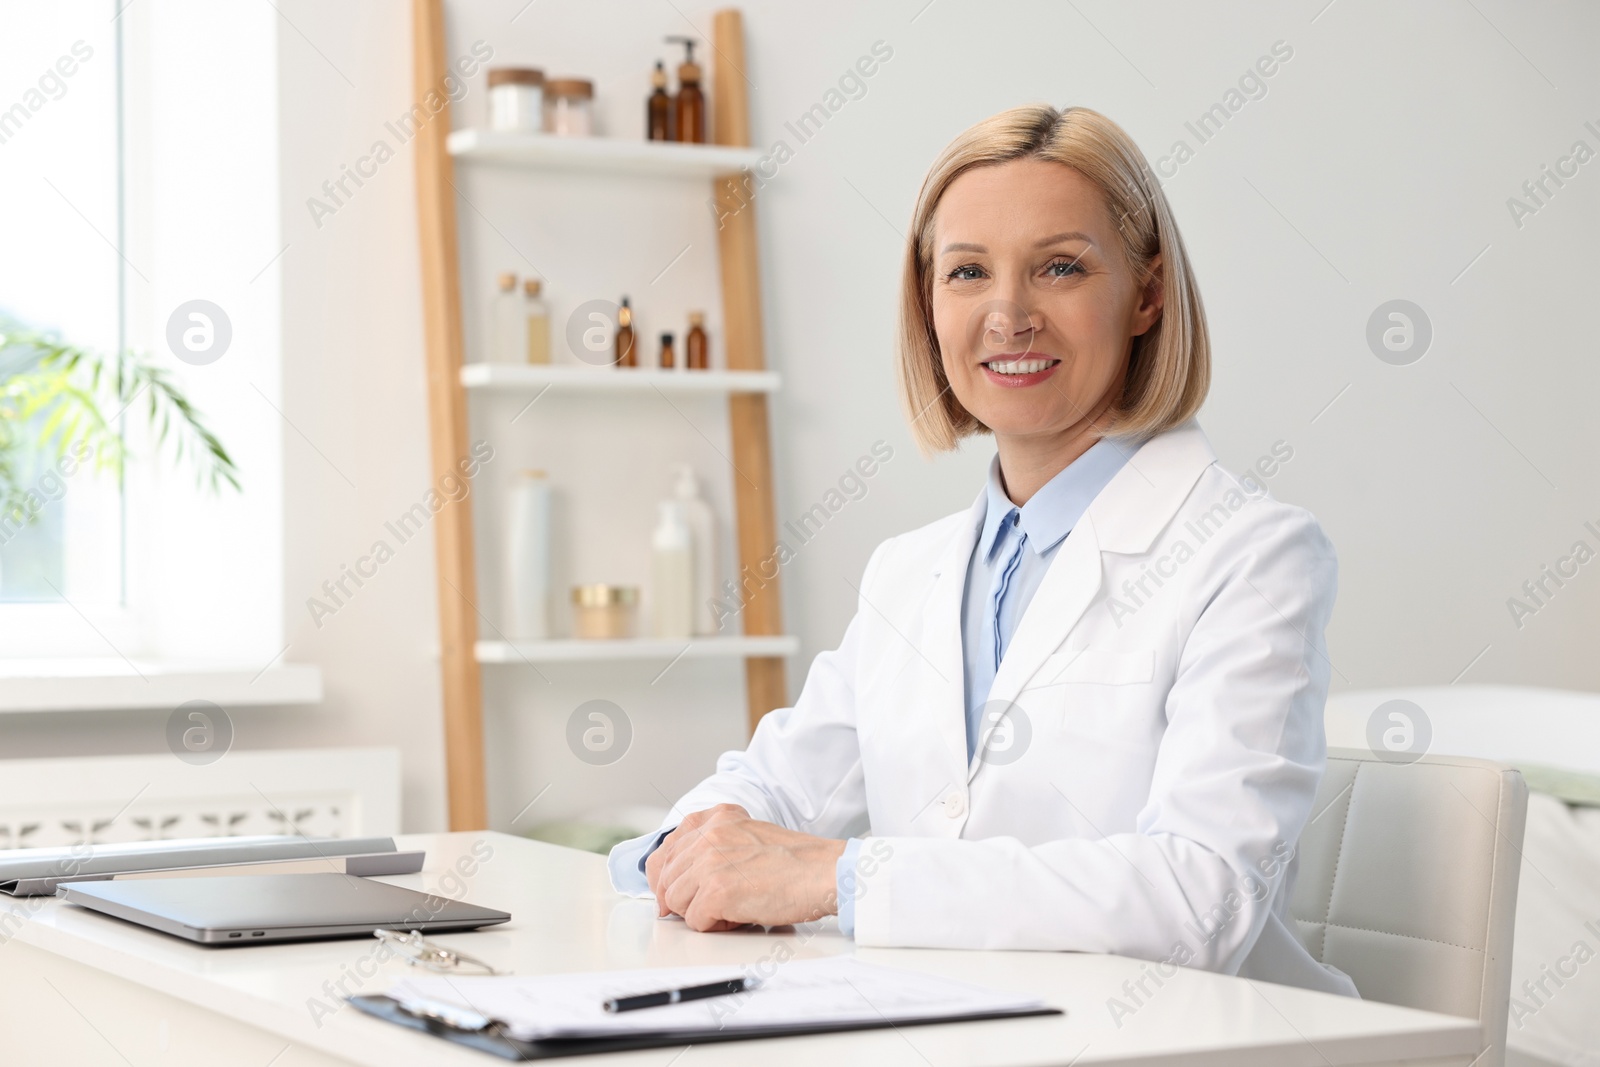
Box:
0 658 322 713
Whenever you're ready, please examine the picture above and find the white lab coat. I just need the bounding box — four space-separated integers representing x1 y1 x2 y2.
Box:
661 419 1357 997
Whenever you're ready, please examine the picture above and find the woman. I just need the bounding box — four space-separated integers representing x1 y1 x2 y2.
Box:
609 104 1357 997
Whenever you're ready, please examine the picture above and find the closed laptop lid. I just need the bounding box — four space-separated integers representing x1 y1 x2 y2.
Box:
60 872 509 933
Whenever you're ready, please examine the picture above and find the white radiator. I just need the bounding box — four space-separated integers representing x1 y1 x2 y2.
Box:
0 748 400 850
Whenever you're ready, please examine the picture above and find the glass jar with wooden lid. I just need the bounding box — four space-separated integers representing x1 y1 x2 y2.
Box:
487 67 544 133
544 78 595 137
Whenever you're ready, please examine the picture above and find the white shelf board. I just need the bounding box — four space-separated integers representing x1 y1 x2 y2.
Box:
476 635 799 664
461 362 780 394
447 129 762 179
0 659 322 713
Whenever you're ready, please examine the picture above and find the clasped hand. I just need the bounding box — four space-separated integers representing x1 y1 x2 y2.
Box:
643 804 847 932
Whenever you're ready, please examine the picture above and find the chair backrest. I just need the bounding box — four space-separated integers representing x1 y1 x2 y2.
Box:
1291 748 1528 1067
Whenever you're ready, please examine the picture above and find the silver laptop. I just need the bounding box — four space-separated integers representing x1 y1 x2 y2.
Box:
58 872 510 945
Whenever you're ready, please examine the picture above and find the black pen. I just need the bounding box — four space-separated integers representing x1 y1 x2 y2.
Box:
602 977 752 1013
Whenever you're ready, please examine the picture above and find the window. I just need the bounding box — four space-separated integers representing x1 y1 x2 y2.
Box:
0 2 127 651
0 2 284 666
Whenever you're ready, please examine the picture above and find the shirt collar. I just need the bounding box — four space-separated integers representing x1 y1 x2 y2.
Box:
978 437 1134 560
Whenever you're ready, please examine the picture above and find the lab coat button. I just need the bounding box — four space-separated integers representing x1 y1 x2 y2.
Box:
942 791 966 818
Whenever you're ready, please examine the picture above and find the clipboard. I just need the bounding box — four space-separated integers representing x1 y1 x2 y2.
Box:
348 993 1063 1060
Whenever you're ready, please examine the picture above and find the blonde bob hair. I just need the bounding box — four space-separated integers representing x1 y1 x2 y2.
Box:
896 104 1210 454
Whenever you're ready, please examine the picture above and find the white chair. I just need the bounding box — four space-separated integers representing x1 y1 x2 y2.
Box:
1291 748 1528 1067
1324 686 1600 1067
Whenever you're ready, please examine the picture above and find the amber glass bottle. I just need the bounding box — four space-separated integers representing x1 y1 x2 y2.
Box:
647 61 672 141
667 37 704 144
659 332 676 369
615 297 637 367
686 312 708 369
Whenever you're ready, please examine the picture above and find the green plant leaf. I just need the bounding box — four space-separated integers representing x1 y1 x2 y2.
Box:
0 321 241 518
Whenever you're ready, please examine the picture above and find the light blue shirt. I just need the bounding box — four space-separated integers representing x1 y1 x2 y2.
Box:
959 438 1131 763
609 439 1133 936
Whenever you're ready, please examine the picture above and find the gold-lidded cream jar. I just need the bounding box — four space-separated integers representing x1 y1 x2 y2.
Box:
571 584 638 639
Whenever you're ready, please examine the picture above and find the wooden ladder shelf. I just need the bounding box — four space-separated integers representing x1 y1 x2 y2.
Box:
411 1 787 829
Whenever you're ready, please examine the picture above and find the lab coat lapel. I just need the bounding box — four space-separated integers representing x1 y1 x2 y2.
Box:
968 420 1219 777
921 488 985 773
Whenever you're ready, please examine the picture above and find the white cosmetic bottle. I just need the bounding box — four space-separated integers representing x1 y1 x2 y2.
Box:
672 464 718 634
490 272 522 364
505 470 551 639
651 500 694 639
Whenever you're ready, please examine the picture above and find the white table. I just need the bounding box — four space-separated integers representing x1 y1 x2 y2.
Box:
0 832 1482 1065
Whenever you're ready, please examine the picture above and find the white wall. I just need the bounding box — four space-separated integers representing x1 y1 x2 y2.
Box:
27 1 1592 833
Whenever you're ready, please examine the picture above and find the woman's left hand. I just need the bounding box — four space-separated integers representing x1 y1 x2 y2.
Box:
645 804 848 931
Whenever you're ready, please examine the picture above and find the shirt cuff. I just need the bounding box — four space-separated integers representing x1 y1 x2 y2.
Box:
835 838 864 937
606 827 674 896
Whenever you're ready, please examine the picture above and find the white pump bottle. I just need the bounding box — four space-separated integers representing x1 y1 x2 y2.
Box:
672 464 718 634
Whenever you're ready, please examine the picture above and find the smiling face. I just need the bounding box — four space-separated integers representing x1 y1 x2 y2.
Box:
930 157 1163 448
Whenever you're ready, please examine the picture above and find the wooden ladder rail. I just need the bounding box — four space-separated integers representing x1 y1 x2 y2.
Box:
711 9 788 734
413 0 486 830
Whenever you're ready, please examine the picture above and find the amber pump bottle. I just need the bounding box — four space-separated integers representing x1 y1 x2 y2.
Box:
615 297 637 367
666 36 703 144
646 61 672 141
686 312 708 369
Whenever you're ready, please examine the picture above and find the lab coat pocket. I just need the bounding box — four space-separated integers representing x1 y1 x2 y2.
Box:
1032 648 1154 688
1022 647 1163 786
